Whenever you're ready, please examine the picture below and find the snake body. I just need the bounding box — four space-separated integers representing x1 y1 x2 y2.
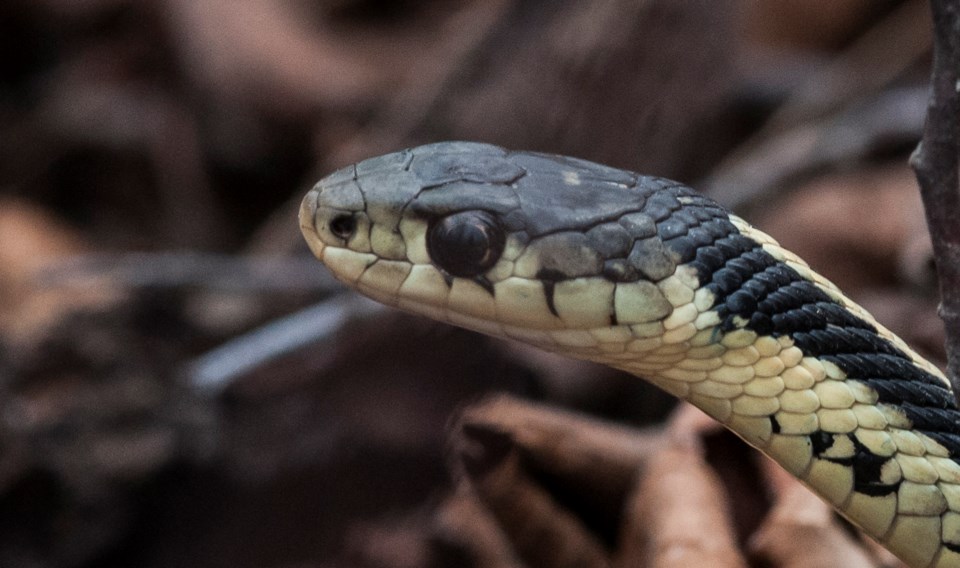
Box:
299 141 960 567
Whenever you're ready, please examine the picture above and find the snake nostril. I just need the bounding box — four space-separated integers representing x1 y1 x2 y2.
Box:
329 214 356 240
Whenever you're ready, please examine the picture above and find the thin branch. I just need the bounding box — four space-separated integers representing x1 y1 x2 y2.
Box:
185 294 385 394
618 446 748 568
706 87 927 213
760 0 931 131
453 409 614 568
910 0 960 404
35 252 338 292
707 0 932 209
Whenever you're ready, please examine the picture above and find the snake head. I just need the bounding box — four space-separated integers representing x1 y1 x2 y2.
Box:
302 143 960 568
300 141 728 353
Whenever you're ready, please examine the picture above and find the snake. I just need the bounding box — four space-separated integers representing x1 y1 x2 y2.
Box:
299 141 960 568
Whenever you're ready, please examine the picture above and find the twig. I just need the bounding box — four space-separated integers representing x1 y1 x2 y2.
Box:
706 87 927 213
707 0 932 211
453 418 612 568
759 0 931 131
432 486 526 568
617 445 748 568
910 0 960 404
456 395 663 489
748 459 880 568
34 252 338 292
185 294 384 393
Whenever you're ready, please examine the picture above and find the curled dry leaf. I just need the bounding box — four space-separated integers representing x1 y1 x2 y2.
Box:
749 459 887 568
456 421 612 568
431 485 525 568
0 198 121 342
618 445 748 568
457 395 664 494
432 396 905 568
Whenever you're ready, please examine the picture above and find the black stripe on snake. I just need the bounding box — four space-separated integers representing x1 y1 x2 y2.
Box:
299 141 960 568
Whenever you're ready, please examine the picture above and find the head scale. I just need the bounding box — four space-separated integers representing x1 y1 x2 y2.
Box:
300 141 727 357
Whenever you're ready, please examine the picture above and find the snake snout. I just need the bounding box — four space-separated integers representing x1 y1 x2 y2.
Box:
298 189 327 258
299 170 372 249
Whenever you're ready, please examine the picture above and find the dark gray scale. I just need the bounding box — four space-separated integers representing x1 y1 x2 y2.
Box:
509 151 638 186
869 379 955 408
824 354 945 386
794 327 901 357
588 183 735 285
411 181 521 218
602 259 640 283
627 238 676 281
769 297 861 336
619 212 658 240
637 186 735 266
586 223 634 259
658 210 698 239
587 214 662 284
713 259 814 333
691 247 726 275
508 173 657 237
696 221 734 243
405 144 681 241
643 190 682 223
696 234 759 299
411 147 525 188
898 403 960 455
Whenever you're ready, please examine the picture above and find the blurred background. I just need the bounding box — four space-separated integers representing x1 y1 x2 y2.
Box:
0 0 944 567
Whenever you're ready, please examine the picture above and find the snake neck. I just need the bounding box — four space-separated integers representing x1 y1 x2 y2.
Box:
302 143 960 568
549 232 960 568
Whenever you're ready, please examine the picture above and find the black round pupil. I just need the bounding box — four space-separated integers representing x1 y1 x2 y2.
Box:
427 211 505 278
453 224 489 263
329 214 356 239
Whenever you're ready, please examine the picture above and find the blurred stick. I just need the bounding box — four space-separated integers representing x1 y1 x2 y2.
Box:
707 0 931 210
910 0 960 404
762 0 930 130
749 458 881 568
455 421 611 568
185 294 384 394
36 252 337 292
617 446 748 568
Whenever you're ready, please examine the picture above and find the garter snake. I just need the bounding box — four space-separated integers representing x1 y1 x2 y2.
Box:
299 141 960 568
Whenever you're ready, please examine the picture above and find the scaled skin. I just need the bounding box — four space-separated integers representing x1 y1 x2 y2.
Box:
301 141 960 568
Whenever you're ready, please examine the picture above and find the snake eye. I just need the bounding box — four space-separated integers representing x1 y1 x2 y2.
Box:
427 211 505 278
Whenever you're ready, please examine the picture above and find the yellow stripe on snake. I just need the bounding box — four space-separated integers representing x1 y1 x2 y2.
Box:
299 141 960 568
